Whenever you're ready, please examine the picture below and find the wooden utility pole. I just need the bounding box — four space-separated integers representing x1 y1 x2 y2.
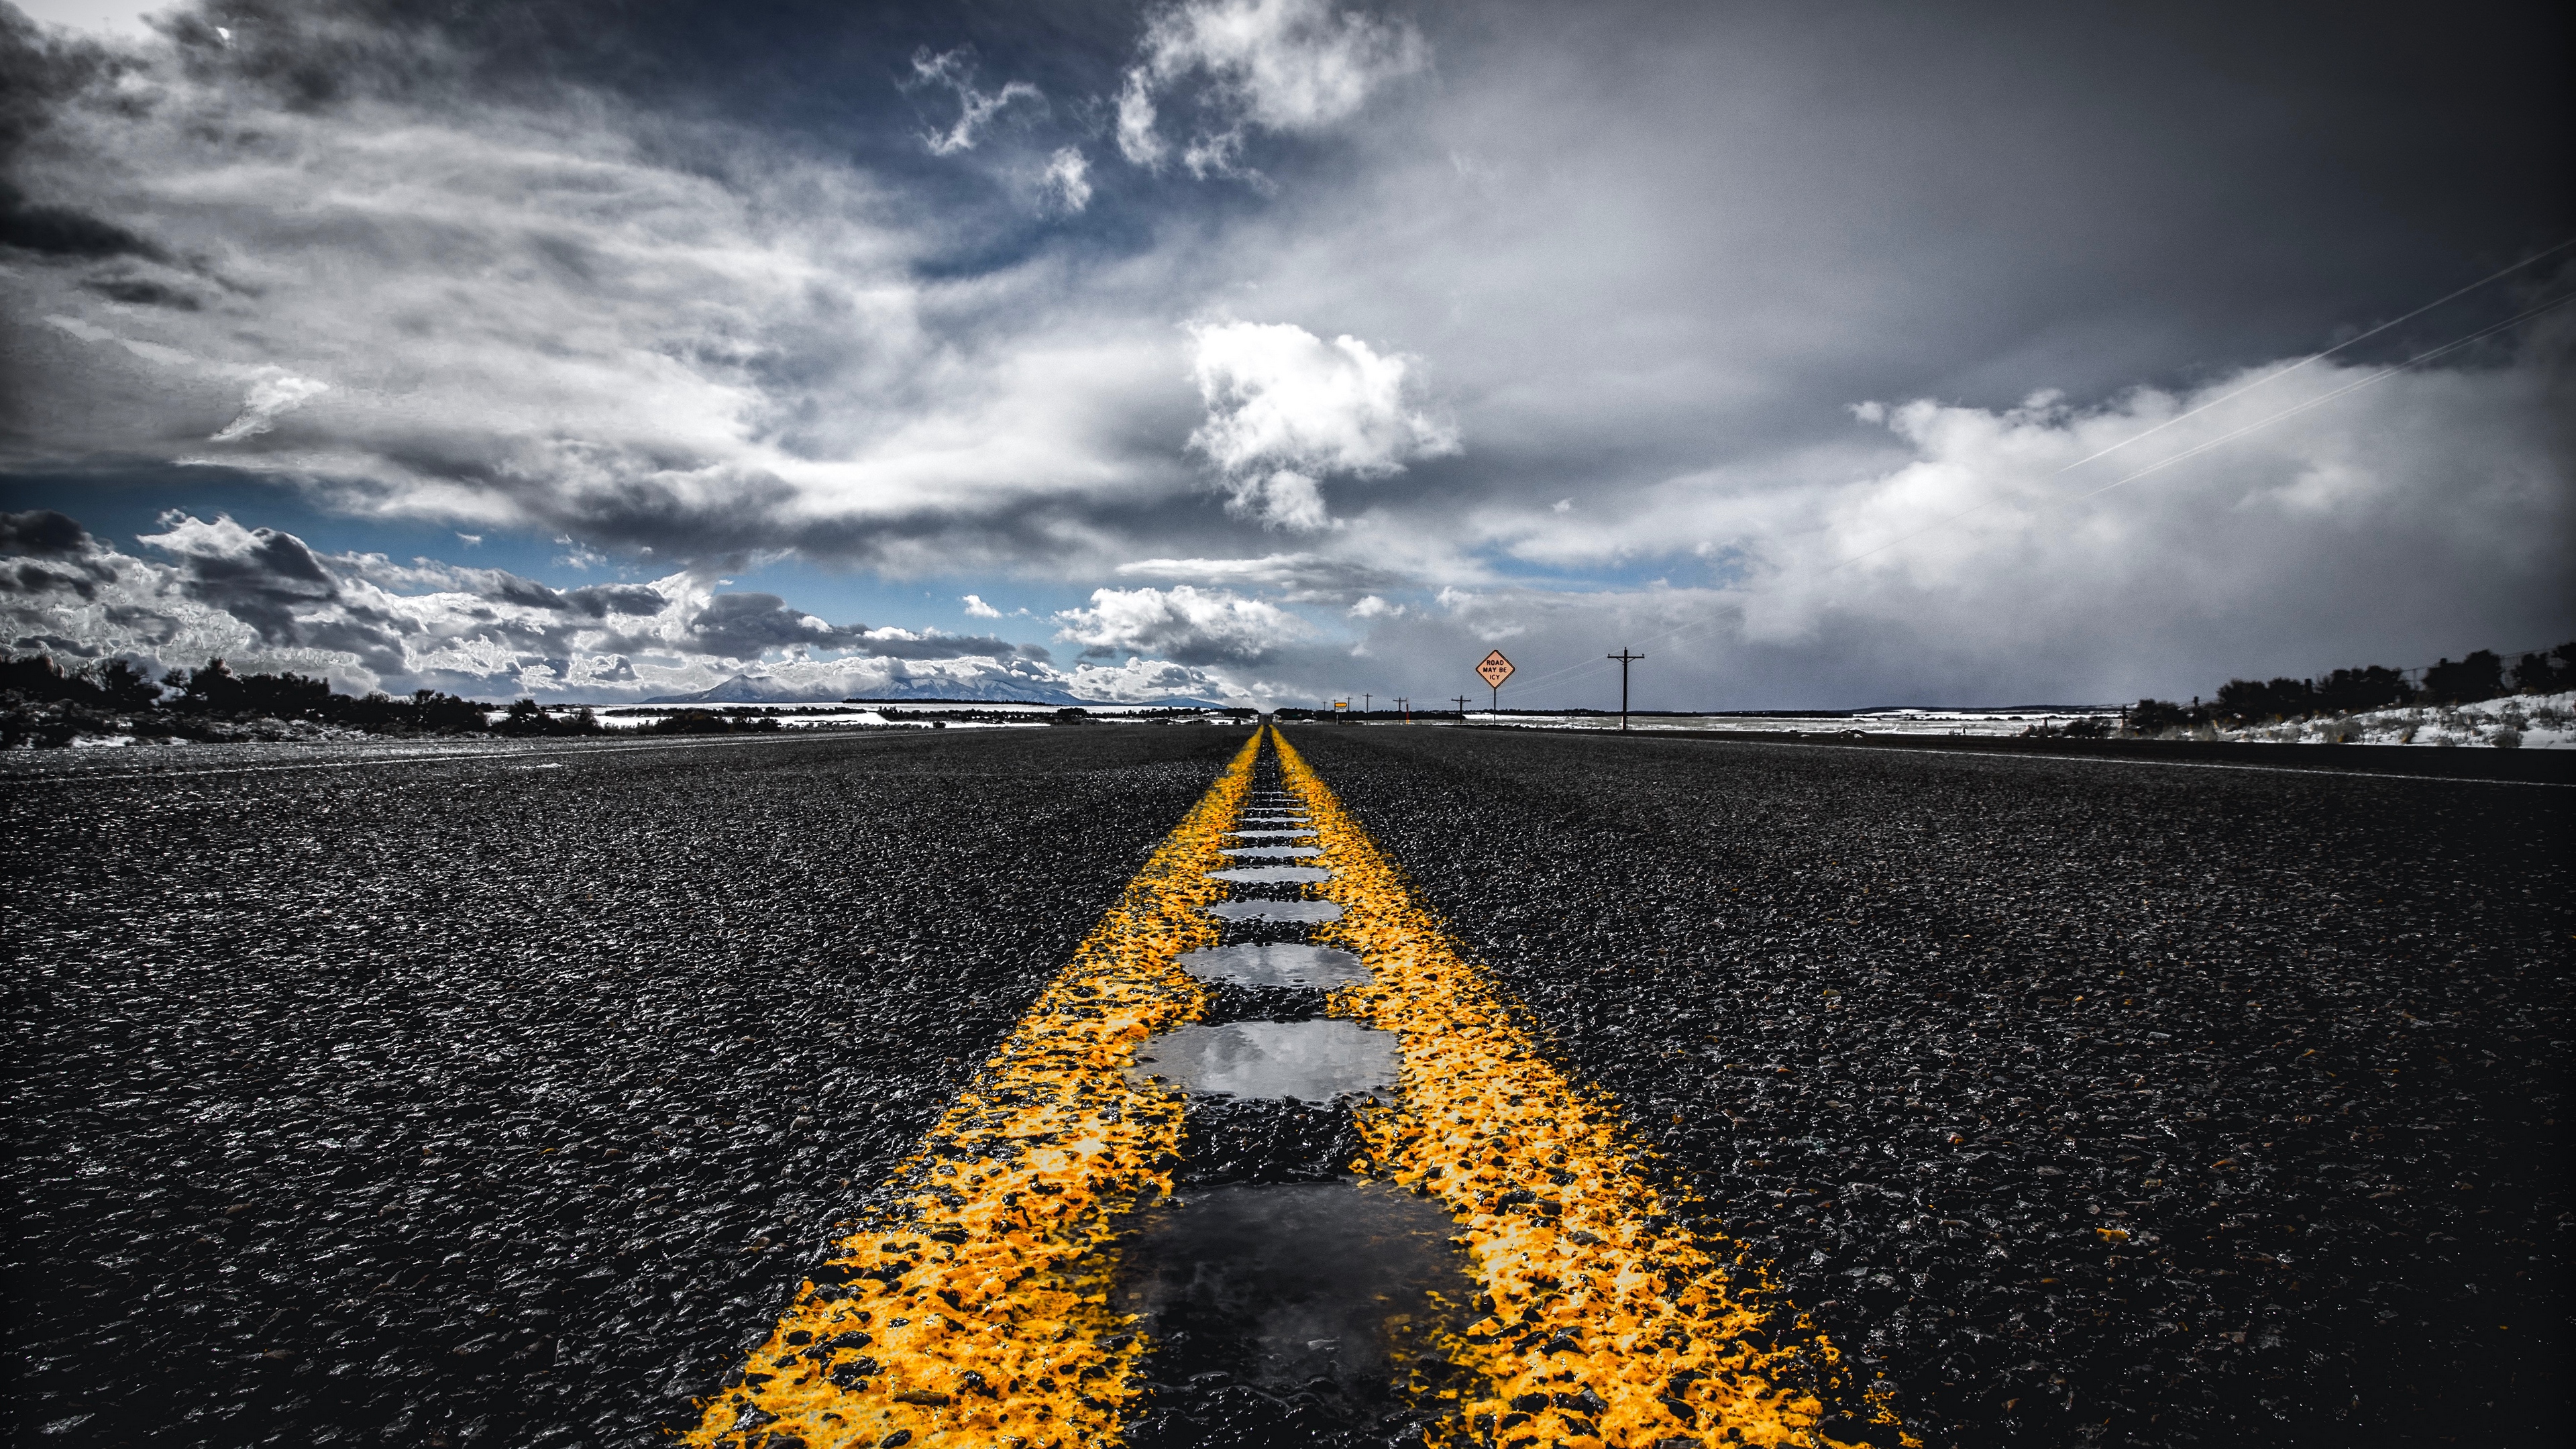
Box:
1395 696 1409 722
1451 694 1471 717
1608 649 1646 732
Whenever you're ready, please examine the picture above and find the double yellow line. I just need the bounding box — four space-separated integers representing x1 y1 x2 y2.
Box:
688 728 1906 1448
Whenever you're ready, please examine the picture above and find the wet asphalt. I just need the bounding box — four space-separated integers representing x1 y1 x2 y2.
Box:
6 724 2568 1448
1285 724 2571 1448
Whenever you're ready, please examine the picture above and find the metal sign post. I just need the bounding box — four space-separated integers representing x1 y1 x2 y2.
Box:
1476 650 1515 714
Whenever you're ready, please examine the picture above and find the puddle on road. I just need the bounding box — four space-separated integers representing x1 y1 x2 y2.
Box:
1208 899 1343 923
1116 1181 1483 1439
1209 865 1334 884
1177 943 1370 988
1128 1020 1399 1104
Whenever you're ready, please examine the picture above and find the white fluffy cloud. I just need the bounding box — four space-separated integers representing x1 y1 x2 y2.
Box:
1065 654 1246 704
0 510 1237 704
1116 0 1427 176
1320 333 2576 708
960 593 1002 617
209 370 331 442
1053 584 1313 664
1184 320 1457 529
1040 146 1093 213
5 3 2566 711
1 17 1202 572
908 47 1043 156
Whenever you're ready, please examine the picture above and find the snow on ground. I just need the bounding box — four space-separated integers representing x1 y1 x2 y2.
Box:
2201 691 2574 750
1470 707 2121 738
585 702 1243 731
1442 692 2573 748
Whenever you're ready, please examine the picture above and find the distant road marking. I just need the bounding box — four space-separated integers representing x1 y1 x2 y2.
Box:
1277 731 1911 1448
684 735 1257 1448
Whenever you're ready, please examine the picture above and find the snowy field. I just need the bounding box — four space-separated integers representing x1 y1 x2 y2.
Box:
2196 690 2573 749
1440 694 2573 748
1462 706 2121 737
583 702 1244 731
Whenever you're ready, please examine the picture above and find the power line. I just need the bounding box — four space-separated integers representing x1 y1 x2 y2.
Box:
1831 288 2575 570
1495 269 2575 703
2054 236 2575 476
2064 292 2575 505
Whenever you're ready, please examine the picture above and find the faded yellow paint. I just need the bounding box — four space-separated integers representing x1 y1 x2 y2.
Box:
1277 730 1914 1449
685 732 1257 1449
688 727 1913 1448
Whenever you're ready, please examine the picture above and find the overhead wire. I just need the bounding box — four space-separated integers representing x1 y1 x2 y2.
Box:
1486 252 2576 706
1833 287 2575 569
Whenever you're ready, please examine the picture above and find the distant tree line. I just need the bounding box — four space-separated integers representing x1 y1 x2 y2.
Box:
637 708 780 734
2130 642 2574 733
1 654 602 747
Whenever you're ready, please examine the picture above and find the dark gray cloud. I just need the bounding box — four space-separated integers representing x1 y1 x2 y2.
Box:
0 179 167 260
2 0 2567 705
0 506 117 598
559 583 670 618
0 506 89 555
139 515 415 673
674 590 855 658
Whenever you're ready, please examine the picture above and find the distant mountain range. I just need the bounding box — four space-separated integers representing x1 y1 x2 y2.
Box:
640 672 1226 708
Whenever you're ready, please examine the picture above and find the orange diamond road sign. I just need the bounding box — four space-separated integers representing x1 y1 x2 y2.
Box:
1476 650 1515 688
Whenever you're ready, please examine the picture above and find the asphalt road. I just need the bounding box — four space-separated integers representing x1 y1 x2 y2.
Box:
7 724 2569 1448
1285 724 2571 1447
3 726 1251 1447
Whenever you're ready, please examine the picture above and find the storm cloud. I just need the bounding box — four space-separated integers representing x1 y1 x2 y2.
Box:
1 0 2567 705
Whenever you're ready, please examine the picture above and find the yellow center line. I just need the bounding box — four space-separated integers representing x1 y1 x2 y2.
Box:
686 733 1256 1448
686 728 1908 1448
1279 731 1913 1449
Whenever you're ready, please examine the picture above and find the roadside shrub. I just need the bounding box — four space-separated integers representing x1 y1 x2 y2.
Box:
169 659 335 717
2213 676 2315 724
2420 650 2505 705
2510 642 2575 694
2314 664 2413 713
1 653 160 710
645 710 777 735
2127 699 2196 735
495 699 604 736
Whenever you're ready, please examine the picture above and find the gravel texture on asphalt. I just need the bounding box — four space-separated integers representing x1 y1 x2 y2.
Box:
1283 724 2572 1448
3 726 1250 1447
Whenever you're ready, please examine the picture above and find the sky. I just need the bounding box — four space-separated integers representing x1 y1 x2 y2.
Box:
2 0 2570 709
